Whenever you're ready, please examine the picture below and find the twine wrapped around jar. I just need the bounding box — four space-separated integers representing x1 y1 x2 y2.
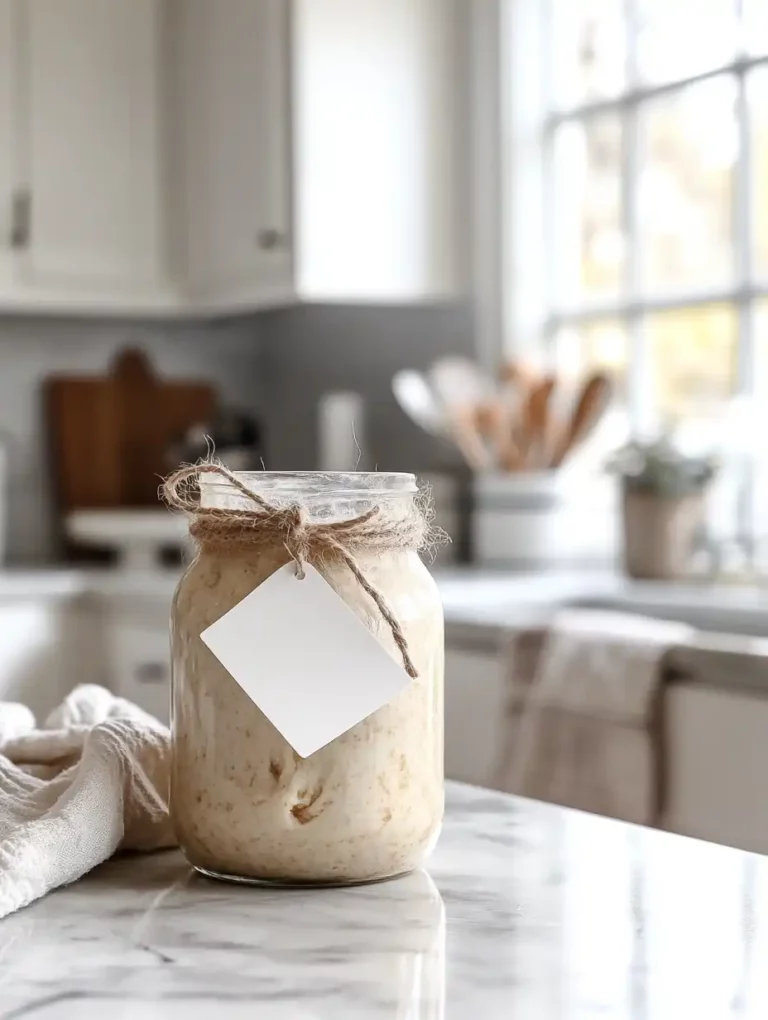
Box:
162 463 438 678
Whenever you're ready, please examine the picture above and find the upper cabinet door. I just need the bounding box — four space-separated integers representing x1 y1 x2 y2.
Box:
0 0 14 292
174 0 293 310
11 0 169 308
293 0 463 302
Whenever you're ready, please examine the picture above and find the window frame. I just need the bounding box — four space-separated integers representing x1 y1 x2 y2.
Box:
494 0 768 433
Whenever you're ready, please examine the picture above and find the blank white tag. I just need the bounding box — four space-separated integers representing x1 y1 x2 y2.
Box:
200 562 412 758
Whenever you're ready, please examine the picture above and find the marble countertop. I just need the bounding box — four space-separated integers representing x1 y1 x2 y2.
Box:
437 568 768 634
3 782 768 1019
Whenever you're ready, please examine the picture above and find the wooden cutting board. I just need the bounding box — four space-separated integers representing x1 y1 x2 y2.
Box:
46 348 216 511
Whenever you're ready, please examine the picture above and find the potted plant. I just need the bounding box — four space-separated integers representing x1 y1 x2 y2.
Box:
608 438 717 579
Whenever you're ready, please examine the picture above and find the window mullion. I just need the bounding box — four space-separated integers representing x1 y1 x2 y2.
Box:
624 0 650 435
735 67 754 394
547 54 768 128
735 60 757 557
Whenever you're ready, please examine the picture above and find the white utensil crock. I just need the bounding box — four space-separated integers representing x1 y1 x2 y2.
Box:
472 471 617 569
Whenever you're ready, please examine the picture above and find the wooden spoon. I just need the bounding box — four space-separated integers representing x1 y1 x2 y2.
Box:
499 361 540 389
521 375 556 469
549 373 613 469
498 365 539 469
474 398 524 470
447 404 493 471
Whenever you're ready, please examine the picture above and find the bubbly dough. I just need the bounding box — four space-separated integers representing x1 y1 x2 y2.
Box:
170 544 444 884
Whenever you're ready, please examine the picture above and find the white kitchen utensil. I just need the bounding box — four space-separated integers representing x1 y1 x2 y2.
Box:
392 370 447 437
392 370 491 469
428 356 496 411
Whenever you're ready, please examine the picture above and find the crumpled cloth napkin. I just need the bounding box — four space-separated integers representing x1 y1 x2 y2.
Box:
0 684 174 919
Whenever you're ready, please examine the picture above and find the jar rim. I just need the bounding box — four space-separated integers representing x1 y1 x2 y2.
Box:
199 470 418 497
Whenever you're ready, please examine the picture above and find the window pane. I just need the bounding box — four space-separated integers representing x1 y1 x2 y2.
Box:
551 0 625 107
638 77 737 293
636 0 738 85
749 68 768 278
552 116 624 304
743 0 768 55
553 319 628 395
647 305 737 422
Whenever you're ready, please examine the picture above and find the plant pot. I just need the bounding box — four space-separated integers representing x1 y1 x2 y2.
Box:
621 488 705 580
471 471 617 570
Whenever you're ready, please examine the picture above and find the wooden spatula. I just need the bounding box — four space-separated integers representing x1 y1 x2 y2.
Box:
474 398 524 470
516 375 555 469
447 404 494 471
522 375 557 469
549 373 612 469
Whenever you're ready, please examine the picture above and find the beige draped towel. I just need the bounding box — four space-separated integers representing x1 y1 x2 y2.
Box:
497 610 692 826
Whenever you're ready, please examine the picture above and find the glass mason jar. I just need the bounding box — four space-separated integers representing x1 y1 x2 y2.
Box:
170 471 444 885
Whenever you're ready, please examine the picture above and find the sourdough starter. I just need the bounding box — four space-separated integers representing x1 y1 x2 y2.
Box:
170 544 444 884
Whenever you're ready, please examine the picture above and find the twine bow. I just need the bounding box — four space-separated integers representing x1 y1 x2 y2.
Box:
162 463 423 678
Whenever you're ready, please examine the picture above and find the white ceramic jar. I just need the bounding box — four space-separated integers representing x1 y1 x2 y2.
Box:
472 471 618 569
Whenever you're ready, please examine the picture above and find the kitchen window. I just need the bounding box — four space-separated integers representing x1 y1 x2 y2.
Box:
503 0 768 435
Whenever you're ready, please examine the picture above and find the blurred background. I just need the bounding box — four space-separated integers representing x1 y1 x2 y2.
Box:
2 0 768 856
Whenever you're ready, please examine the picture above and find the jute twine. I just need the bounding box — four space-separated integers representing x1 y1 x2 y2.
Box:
162 463 435 678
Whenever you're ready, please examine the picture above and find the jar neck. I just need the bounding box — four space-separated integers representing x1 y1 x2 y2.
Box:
200 471 417 523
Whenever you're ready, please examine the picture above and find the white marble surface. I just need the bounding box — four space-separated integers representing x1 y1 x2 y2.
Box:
3 782 768 1018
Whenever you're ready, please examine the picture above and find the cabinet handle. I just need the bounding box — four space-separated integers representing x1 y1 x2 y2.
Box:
256 228 284 251
10 189 31 249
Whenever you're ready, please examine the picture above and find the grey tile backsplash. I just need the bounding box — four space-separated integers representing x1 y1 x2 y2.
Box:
0 302 473 562
261 303 474 471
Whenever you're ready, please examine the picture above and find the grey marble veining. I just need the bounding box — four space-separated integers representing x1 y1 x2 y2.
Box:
3 782 768 1018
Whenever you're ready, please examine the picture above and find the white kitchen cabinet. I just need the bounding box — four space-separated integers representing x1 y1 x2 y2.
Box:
176 0 461 310
445 637 768 857
93 573 177 724
0 596 103 720
3 0 171 312
172 0 293 311
0 0 13 294
444 648 507 786
293 0 462 301
104 601 171 725
0 0 465 315
664 684 768 856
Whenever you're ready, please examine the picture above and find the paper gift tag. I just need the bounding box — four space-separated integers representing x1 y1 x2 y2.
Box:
200 562 412 758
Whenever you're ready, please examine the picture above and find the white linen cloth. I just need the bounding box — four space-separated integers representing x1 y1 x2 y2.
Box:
0 684 173 919
499 610 692 826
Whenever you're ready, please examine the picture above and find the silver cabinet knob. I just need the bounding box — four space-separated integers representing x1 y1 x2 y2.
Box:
256 228 284 251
